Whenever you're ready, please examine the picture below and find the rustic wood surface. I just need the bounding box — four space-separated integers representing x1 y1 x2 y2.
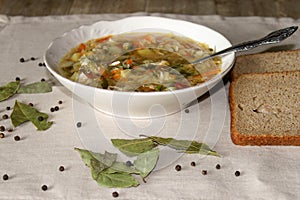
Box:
0 0 299 18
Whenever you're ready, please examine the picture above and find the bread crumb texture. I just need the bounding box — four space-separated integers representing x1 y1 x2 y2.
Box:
230 71 300 145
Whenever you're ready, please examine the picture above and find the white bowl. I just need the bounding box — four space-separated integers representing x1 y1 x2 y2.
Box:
44 16 235 119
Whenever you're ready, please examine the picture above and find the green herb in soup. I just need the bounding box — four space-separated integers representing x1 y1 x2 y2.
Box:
59 32 222 92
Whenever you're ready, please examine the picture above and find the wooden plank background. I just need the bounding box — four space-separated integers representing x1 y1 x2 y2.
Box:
0 0 299 18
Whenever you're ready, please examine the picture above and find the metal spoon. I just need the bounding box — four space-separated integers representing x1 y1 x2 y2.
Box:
192 26 298 65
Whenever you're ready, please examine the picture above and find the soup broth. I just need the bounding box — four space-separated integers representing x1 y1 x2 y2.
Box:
59 32 222 92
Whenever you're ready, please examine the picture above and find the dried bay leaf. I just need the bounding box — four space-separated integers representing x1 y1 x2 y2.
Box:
76 135 219 189
107 162 141 175
17 81 52 93
74 148 95 168
89 151 118 179
10 100 53 130
0 81 20 102
134 148 159 179
184 141 220 157
75 148 140 188
9 100 28 126
90 151 117 167
148 136 173 145
149 136 220 157
111 138 158 156
90 159 112 180
96 172 139 188
75 148 117 169
112 136 220 157
0 81 52 102
75 149 114 180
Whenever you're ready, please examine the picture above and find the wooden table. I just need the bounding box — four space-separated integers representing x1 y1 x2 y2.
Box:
0 0 299 19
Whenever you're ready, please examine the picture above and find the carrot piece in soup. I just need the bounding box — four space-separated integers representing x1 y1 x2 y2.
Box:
200 69 221 77
126 59 133 65
96 35 112 43
77 43 86 52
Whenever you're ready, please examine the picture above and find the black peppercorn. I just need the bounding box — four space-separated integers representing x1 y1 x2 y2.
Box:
0 126 5 132
76 122 82 128
175 165 182 171
7 128 13 132
6 106 10 110
41 78 45 82
38 116 44 121
59 166 65 172
28 103 34 107
54 106 59 111
50 107 55 112
202 170 207 175
42 63 46 67
2 174 9 181
125 161 133 167
216 164 221 169
14 135 20 141
15 77 21 81
30 57 35 61
41 185 48 191
190 161 196 167
2 114 8 119
112 191 119 198
0 133 5 138
58 100 63 104
19 58 25 63
235 171 240 177
38 63 43 67
185 109 189 113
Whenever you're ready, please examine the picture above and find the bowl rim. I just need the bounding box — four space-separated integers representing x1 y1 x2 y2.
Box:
44 16 235 97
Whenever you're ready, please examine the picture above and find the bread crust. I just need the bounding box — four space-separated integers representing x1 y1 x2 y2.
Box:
229 71 300 146
231 131 300 146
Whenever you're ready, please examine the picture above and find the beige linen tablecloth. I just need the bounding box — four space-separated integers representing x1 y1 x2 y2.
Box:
0 13 300 200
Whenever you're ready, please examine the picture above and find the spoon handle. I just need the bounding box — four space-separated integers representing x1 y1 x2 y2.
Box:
192 26 298 64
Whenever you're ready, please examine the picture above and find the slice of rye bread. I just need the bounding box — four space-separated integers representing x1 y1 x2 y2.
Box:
229 70 300 145
231 49 300 80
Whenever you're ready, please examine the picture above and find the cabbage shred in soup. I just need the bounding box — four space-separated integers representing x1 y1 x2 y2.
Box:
59 32 222 92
